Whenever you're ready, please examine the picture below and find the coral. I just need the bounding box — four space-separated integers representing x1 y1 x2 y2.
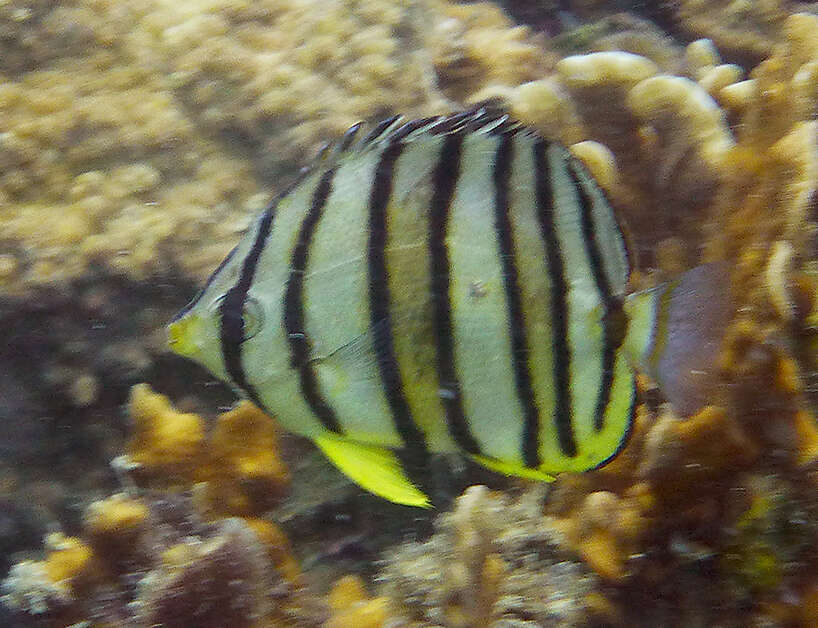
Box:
470 24 818 622
0 0 109 75
0 50 259 294
380 486 603 627
494 48 729 262
584 14 685 73
1 493 316 627
134 518 273 628
326 575 390 628
0 0 559 562
9 3 818 627
674 0 792 66
705 21 818 269
0 0 553 299
122 383 290 516
489 16 818 623
124 383 206 484
83 492 150 554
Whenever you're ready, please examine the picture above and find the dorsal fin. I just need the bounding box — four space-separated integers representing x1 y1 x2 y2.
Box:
276 104 538 213
310 104 529 172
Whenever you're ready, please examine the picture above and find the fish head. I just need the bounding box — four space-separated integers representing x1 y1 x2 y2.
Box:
167 245 244 383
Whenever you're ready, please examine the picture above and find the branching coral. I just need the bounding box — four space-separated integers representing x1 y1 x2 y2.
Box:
379 486 603 627
121 384 290 516
1 493 315 627
470 12 818 624
0 0 552 297
1 382 306 625
674 0 792 66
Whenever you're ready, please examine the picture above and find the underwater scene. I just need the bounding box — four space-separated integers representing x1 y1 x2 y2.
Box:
3 0 818 626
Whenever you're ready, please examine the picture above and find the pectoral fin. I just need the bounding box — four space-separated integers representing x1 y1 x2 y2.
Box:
314 433 432 508
470 454 556 483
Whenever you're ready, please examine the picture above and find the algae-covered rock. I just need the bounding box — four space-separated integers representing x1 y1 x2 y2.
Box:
380 486 602 626
1 493 317 627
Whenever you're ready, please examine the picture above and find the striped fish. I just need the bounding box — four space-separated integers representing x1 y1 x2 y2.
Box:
167 108 730 507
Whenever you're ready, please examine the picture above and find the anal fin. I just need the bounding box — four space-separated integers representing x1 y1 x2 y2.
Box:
314 433 432 508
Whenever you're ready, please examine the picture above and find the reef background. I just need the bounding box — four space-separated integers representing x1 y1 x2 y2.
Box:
3 0 818 626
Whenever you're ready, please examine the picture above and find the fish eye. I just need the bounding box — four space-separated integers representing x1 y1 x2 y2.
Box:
209 293 263 342
242 297 264 341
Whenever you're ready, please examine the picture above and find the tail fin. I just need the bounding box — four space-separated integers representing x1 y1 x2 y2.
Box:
624 263 733 416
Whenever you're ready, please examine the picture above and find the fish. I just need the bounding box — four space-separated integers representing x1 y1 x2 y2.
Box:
167 107 731 508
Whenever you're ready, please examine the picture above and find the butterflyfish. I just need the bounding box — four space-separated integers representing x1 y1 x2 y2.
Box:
167 108 731 508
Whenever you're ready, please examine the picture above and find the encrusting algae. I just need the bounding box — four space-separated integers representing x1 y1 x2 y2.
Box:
7 1 818 627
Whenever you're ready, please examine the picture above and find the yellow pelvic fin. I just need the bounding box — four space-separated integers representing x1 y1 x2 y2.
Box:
313 434 431 508
470 454 556 483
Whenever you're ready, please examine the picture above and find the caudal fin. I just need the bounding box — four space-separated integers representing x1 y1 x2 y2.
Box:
625 263 733 416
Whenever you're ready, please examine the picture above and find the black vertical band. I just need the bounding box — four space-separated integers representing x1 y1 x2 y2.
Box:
492 134 542 468
368 141 430 456
569 162 623 432
429 133 482 455
219 213 274 410
534 141 577 458
283 169 343 434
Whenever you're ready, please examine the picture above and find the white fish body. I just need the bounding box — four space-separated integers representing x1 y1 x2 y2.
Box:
168 109 729 506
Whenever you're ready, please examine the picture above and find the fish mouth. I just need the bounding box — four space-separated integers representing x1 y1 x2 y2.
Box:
167 314 202 358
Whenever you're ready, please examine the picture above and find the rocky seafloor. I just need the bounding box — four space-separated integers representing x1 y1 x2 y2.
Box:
3 0 818 625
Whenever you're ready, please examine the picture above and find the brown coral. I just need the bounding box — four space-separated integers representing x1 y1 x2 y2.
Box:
674 0 791 66
1 493 314 627
380 486 601 627
0 0 553 298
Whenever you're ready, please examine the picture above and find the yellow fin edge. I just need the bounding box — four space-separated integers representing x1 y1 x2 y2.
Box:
471 454 556 483
314 434 432 508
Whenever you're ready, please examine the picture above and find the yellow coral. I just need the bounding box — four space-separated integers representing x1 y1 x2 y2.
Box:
10 3 818 624
551 488 647 582
327 575 390 628
793 411 818 468
676 0 787 63
627 75 733 173
123 384 289 516
719 78 756 113
243 518 301 585
197 401 290 516
126 383 206 483
638 406 759 498
208 401 289 486
84 493 149 541
42 534 94 587
2 485 313 624
506 78 585 144
569 140 618 190
557 51 659 89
